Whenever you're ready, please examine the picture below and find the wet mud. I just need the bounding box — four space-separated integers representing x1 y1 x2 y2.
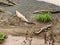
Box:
0 0 60 45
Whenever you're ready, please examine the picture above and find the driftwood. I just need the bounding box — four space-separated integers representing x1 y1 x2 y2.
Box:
33 10 60 14
33 10 51 14
0 2 14 6
6 0 16 5
34 24 52 35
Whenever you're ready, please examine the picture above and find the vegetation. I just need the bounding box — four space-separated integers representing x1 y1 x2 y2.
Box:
0 32 5 42
35 12 52 22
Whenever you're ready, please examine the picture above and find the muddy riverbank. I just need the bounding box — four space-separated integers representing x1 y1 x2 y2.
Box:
0 0 60 45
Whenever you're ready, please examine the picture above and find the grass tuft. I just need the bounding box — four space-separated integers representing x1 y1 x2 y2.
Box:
0 32 5 41
35 12 52 22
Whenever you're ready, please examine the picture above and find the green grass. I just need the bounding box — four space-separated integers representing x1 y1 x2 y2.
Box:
0 32 5 41
35 12 52 22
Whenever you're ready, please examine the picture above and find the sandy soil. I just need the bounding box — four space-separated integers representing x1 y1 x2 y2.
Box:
0 35 59 45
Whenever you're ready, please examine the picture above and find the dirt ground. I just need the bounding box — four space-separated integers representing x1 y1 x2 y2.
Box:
0 10 60 45
0 0 60 45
